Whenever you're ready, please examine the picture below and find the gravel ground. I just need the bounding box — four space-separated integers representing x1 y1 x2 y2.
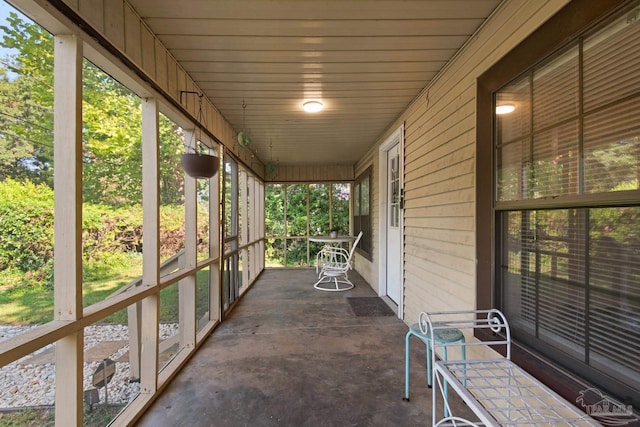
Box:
0 323 178 408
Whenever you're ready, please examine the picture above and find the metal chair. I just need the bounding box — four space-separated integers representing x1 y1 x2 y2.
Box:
313 231 363 291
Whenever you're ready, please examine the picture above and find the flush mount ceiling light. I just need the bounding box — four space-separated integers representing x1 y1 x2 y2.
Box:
496 103 515 115
303 100 323 113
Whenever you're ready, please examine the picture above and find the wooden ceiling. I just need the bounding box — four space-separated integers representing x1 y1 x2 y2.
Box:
127 0 502 166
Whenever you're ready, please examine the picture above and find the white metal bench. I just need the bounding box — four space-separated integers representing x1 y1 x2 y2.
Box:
419 310 600 426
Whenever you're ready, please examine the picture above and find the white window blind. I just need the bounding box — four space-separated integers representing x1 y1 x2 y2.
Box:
495 4 640 399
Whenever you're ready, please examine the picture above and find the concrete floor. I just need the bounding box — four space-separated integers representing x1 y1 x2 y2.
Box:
136 269 475 427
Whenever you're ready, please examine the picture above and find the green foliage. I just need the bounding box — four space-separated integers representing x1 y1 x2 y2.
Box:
0 12 54 81
0 11 54 186
0 404 125 426
0 197 190 324
265 183 351 266
0 275 55 323
82 69 143 205
0 178 53 288
309 184 329 235
159 113 186 205
286 184 308 236
0 10 194 327
331 183 351 235
0 176 191 324
265 184 284 236
590 204 640 243
0 407 54 426
82 202 144 275
585 142 639 193
0 13 185 206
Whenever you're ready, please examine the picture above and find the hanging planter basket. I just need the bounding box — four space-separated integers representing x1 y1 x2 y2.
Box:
181 153 219 179
178 91 220 179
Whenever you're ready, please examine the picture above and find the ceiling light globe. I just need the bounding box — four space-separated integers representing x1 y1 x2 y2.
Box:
303 100 323 113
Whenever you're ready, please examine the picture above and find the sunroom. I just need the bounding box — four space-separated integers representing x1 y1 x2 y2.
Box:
0 0 638 425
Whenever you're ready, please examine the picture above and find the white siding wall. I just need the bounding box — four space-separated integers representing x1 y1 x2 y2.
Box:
355 0 570 323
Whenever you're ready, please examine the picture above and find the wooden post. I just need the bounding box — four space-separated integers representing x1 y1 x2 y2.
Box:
141 98 160 393
210 145 222 322
180 129 197 349
53 34 83 427
127 301 142 381
240 171 249 287
248 176 256 281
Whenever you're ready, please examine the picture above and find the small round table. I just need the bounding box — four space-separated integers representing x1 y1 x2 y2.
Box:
403 323 466 401
308 236 356 245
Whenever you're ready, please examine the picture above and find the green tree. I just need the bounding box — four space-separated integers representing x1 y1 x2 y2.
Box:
0 12 54 185
82 60 143 205
0 13 185 204
0 11 186 296
159 114 186 205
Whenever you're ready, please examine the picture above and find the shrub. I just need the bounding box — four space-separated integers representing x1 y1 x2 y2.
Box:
0 178 193 292
0 178 54 288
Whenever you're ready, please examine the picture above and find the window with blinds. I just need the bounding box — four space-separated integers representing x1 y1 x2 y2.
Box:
353 167 372 259
495 4 640 400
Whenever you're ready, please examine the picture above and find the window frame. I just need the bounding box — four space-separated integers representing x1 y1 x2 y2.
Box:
476 0 637 409
353 166 372 260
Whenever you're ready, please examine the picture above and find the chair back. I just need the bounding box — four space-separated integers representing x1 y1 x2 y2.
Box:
347 231 364 261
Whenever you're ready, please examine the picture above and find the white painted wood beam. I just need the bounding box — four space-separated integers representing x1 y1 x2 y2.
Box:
209 147 221 323
53 33 83 427
141 97 160 394
180 128 197 349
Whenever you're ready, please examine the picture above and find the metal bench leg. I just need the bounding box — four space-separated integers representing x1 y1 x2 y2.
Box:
404 330 411 401
461 336 466 387
426 337 432 387
443 346 449 418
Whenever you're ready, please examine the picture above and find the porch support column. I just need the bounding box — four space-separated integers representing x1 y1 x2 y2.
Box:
248 177 256 280
240 171 248 286
53 34 83 427
141 97 160 393
180 129 197 349
209 147 221 322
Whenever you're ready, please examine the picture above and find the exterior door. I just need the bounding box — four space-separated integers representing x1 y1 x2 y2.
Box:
386 142 402 304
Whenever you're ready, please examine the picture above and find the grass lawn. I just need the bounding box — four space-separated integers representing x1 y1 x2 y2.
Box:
0 404 124 427
0 255 212 325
